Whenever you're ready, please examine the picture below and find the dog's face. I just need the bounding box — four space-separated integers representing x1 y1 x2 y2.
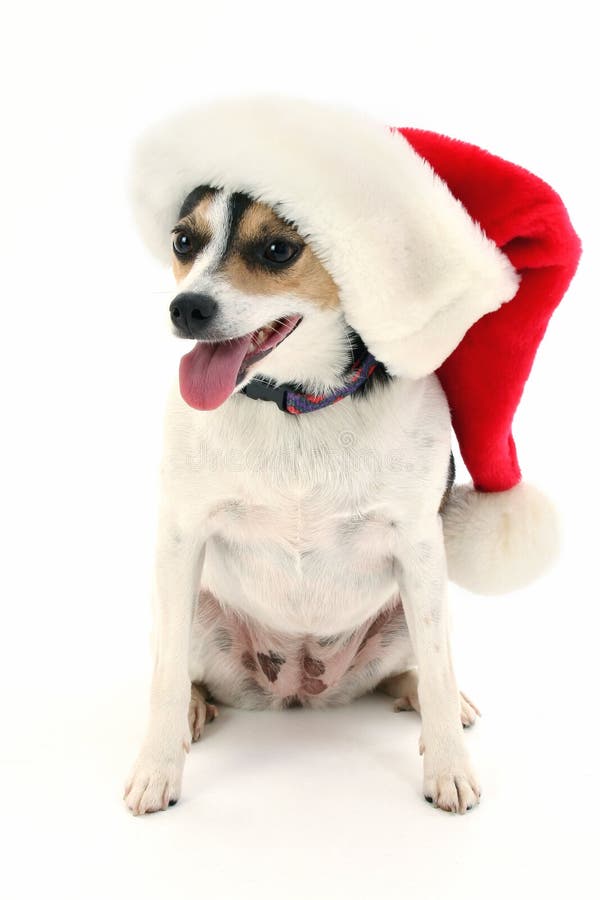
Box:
168 186 349 410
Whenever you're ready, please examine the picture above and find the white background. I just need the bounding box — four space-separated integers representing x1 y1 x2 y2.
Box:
1 2 598 898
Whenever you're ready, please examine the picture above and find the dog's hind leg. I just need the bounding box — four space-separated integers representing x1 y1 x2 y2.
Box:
378 669 481 728
188 682 219 743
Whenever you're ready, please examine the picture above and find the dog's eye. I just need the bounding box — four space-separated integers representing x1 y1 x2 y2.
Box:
263 240 299 264
173 232 194 256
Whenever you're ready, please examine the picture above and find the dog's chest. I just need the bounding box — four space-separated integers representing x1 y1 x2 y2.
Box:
208 479 396 559
166 375 450 634
202 467 401 632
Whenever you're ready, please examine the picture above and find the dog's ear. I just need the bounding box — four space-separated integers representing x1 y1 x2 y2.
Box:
131 97 518 379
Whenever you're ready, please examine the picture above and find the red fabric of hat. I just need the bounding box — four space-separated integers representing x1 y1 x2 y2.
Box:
400 128 582 493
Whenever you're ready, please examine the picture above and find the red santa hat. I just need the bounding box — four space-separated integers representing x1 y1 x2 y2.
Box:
131 97 581 595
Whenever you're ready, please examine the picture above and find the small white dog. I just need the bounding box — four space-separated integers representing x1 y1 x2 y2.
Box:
124 98 567 816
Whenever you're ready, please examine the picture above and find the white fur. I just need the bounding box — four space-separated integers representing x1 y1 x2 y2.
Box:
443 483 560 595
131 96 519 378
125 353 480 814
189 190 230 275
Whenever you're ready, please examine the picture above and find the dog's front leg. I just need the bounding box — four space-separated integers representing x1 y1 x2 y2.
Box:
394 516 481 813
124 520 205 815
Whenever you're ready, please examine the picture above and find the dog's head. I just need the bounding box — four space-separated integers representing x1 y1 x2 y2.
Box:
134 99 518 400
168 186 352 410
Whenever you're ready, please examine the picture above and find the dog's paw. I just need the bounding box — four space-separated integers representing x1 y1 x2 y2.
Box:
390 671 420 713
422 749 481 814
123 743 186 816
188 684 219 743
459 691 481 728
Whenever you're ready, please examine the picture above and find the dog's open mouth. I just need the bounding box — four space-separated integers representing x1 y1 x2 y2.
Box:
179 315 302 410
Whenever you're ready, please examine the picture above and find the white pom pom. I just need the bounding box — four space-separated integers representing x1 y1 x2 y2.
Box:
442 483 560 595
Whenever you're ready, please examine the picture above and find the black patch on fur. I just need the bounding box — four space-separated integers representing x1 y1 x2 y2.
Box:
222 191 254 261
447 452 456 492
317 633 342 647
282 694 303 709
178 185 219 220
439 453 456 511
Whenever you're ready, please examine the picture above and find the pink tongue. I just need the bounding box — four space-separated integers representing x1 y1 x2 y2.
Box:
179 335 254 410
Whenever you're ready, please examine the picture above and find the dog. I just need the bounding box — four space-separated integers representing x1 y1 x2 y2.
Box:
123 185 482 816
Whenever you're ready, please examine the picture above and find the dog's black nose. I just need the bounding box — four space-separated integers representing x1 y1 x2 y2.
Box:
170 292 217 337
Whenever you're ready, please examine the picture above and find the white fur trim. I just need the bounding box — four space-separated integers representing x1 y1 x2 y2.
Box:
131 96 519 377
442 483 560 595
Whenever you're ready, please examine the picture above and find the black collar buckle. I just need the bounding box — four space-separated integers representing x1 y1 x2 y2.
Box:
241 378 290 411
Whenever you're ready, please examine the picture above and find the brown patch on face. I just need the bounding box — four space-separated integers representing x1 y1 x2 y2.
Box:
171 192 216 282
220 200 340 309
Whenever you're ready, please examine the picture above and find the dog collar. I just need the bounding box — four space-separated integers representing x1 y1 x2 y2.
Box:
241 346 384 414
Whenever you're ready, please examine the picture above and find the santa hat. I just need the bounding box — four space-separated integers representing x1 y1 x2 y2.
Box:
131 96 581 595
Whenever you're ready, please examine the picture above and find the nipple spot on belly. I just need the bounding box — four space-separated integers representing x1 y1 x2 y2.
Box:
241 650 258 672
303 677 327 695
257 650 286 682
303 655 326 677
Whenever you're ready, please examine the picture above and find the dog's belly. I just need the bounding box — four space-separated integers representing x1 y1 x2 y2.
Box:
189 497 415 708
190 589 414 710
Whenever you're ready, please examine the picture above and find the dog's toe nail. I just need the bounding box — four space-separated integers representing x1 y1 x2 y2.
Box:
424 795 433 803
168 799 178 807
